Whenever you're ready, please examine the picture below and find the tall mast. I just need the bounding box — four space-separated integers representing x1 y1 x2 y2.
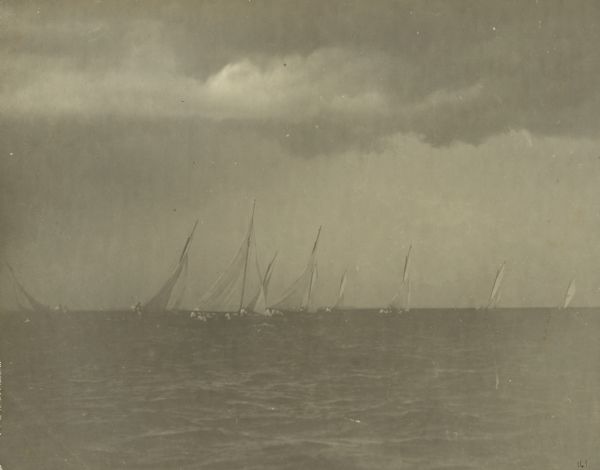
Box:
239 200 256 312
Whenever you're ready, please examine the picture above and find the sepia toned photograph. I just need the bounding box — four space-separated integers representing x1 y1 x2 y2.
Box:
1 1 599 469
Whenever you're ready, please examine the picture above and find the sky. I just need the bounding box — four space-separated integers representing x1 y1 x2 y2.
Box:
1 0 600 309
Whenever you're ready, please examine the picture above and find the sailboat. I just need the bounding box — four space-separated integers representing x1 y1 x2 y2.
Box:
195 202 261 315
270 226 321 313
140 219 198 317
560 278 576 309
246 252 278 315
5 262 52 314
486 261 506 310
380 245 412 314
324 269 347 312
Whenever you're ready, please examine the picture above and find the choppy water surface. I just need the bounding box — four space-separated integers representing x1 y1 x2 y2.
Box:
1 309 599 469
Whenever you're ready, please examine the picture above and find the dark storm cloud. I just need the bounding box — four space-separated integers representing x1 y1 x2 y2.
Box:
2 0 600 151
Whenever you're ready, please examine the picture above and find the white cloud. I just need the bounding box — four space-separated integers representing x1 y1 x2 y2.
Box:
1 25 394 122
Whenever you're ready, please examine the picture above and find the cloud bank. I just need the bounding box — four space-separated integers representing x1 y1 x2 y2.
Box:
2 1 600 150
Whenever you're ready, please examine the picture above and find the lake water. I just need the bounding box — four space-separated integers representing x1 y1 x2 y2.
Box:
1 309 599 469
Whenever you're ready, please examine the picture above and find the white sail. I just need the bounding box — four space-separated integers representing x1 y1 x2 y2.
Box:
196 202 258 313
5 262 51 313
488 262 506 309
170 255 189 311
388 245 412 312
271 227 321 312
143 254 188 314
562 278 576 309
143 220 198 315
403 245 412 283
237 202 256 312
302 262 318 311
252 284 267 315
333 270 348 310
247 252 278 315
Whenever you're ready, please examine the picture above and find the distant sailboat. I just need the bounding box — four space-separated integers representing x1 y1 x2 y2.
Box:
402 245 412 284
381 245 412 313
141 219 198 316
561 278 576 309
270 226 321 313
487 262 506 309
196 202 260 314
332 269 348 310
5 262 51 313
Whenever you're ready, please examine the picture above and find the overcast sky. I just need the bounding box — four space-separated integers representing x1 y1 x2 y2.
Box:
2 0 600 309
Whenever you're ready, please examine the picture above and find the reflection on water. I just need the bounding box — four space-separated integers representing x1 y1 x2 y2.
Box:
1 309 599 469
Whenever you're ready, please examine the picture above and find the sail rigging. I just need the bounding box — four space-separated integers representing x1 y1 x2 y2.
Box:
562 278 576 309
142 220 198 315
487 262 506 309
196 202 259 313
5 262 51 312
270 226 321 312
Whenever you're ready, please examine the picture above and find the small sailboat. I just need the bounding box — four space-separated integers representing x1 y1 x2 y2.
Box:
380 245 412 314
270 226 321 313
487 262 506 310
141 219 198 317
329 269 348 312
5 262 52 314
322 269 347 312
561 278 576 309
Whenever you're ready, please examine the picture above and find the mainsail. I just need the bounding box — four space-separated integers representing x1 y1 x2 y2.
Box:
487 262 506 309
246 252 278 315
270 226 321 312
170 255 189 311
5 262 51 312
196 202 259 313
403 245 412 284
142 220 198 315
332 269 348 310
562 278 576 309
389 245 412 311
303 262 318 310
